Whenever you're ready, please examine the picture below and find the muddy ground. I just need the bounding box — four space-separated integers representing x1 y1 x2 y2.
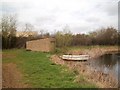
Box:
2 63 28 88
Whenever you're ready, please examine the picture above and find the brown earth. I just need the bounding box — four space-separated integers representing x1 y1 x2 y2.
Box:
2 63 29 88
2 53 16 59
50 55 118 88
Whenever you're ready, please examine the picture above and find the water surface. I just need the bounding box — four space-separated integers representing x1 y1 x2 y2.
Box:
89 52 120 82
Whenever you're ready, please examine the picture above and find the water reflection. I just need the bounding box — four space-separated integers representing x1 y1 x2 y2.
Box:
89 52 119 79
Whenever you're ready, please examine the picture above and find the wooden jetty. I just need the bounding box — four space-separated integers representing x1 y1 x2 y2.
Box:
61 55 90 61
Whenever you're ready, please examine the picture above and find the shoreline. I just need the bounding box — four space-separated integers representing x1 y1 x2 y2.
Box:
51 55 118 88
51 46 118 88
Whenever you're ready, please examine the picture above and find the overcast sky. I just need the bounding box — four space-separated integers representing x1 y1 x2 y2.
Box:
0 0 119 34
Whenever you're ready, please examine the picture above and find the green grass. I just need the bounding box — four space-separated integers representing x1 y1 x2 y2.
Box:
3 49 97 88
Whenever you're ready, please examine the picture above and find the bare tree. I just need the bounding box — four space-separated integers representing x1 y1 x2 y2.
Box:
1 14 17 49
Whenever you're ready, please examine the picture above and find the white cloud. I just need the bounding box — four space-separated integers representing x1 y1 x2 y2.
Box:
1 0 119 33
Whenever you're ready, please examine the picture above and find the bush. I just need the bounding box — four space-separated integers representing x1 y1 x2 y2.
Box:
53 47 68 54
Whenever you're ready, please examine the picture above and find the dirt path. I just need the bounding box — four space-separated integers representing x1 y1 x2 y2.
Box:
2 63 28 88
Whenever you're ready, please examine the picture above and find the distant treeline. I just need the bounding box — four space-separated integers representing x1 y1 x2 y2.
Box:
1 15 120 49
55 27 119 48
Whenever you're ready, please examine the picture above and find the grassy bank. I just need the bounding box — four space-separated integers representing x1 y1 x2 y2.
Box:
68 45 118 50
52 45 118 88
54 46 118 58
2 49 96 88
54 45 118 54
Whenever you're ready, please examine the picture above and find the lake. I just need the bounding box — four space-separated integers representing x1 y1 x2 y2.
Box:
89 51 120 87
